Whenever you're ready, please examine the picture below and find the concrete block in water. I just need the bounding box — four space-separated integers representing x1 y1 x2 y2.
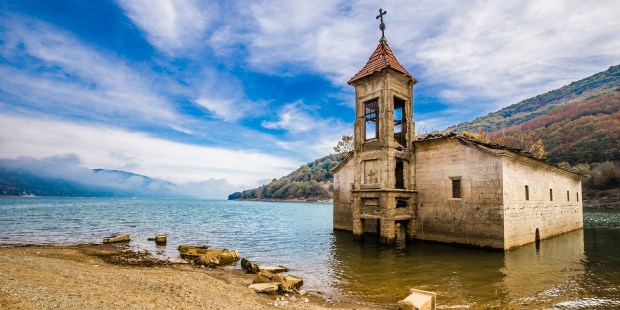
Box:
398 288 436 310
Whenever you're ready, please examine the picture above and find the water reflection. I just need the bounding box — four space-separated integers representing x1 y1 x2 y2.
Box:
329 229 589 308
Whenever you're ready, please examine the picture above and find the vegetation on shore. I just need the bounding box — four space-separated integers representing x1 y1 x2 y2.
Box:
228 154 343 201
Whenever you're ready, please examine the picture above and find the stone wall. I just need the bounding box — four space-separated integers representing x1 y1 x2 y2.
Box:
502 154 583 249
333 158 354 231
414 138 505 248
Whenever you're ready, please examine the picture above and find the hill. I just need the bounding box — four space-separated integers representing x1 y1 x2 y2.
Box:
227 154 343 201
449 65 620 164
0 156 182 198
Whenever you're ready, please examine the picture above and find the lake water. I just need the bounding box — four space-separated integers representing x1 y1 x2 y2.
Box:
1 198 619 308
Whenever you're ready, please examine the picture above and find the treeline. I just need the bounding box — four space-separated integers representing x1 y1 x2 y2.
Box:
228 154 343 200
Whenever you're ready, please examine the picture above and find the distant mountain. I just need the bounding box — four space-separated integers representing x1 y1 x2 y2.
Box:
228 154 342 201
449 65 620 164
0 156 183 198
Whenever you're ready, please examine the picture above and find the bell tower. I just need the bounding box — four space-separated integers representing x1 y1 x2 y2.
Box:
348 9 417 244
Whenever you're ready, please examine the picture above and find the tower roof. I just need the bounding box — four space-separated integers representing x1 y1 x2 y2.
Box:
348 40 416 85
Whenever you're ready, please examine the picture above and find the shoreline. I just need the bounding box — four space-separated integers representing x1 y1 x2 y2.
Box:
0 243 382 309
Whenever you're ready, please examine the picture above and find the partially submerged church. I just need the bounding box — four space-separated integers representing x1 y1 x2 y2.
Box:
332 11 583 250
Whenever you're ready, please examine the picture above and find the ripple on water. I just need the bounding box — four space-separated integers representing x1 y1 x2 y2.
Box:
1 197 620 308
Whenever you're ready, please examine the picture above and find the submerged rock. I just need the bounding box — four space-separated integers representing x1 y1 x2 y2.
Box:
259 265 289 273
155 234 166 245
103 234 130 243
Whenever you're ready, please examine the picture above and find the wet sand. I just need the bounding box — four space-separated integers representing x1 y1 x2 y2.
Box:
0 244 381 310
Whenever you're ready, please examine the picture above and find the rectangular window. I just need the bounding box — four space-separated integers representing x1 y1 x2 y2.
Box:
452 179 461 198
364 99 379 141
395 159 404 189
393 96 406 146
577 192 579 202
525 185 529 201
396 199 407 208
567 190 570 201
550 189 553 201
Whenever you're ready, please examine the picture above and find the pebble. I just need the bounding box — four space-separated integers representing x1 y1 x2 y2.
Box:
289 296 297 302
299 289 307 296
303 298 309 303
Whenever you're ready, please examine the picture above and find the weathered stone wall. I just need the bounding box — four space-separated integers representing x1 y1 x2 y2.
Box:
502 154 583 249
333 158 354 231
414 138 505 248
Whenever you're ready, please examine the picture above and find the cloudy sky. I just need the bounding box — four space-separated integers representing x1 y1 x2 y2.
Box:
1 0 619 198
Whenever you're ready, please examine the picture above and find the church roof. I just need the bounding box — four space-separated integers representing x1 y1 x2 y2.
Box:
348 41 416 84
414 132 585 177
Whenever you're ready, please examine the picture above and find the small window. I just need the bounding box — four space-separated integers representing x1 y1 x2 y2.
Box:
550 189 553 201
452 179 461 198
396 199 407 208
577 192 579 202
525 185 529 201
364 99 379 141
393 96 406 146
395 159 404 189
567 191 570 201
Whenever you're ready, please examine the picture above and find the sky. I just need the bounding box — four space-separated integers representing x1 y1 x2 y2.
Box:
1 0 619 198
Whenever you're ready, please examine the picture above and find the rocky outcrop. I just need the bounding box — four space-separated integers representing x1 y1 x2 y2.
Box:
103 234 130 243
178 245 239 267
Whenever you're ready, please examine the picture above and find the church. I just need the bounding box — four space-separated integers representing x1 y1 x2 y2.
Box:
332 10 583 250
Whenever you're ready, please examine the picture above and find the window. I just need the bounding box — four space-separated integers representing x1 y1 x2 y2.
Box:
577 192 579 202
567 191 570 201
550 189 553 201
393 96 406 146
525 185 529 201
452 179 461 198
396 199 407 208
395 159 404 189
364 99 379 140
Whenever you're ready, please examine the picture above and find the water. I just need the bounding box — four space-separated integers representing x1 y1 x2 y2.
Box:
1 198 619 308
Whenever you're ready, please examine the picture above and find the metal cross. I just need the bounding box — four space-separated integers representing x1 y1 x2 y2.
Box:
376 8 387 41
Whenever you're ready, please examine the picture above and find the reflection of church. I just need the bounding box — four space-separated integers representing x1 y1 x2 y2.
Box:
332 11 583 249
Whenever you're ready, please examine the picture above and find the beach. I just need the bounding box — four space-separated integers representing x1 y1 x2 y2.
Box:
0 244 378 310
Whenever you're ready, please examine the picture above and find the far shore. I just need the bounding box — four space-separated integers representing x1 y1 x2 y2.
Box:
232 198 334 204
0 244 381 310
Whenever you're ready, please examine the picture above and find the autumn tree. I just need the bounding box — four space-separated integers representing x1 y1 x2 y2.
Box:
333 135 353 156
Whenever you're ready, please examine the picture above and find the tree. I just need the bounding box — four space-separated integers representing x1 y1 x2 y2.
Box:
333 135 353 156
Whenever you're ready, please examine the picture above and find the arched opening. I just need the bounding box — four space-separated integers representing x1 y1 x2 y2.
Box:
535 228 541 250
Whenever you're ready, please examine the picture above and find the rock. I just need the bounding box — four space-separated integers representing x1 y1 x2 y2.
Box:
241 258 261 274
248 282 279 293
289 296 297 302
398 288 436 310
103 234 130 243
137 249 148 255
279 274 303 292
167 257 189 264
147 237 156 241
299 290 307 296
259 265 289 273
252 270 275 284
178 245 209 258
303 298 309 303
155 234 166 245
193 249 240 267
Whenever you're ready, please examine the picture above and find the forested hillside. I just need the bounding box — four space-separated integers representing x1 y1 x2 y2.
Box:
449 65 620 164
228 154 343 201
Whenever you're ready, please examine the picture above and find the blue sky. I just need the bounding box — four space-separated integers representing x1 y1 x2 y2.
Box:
1 0 619 198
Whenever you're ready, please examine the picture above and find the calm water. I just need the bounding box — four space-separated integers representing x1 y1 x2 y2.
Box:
1 198 619 308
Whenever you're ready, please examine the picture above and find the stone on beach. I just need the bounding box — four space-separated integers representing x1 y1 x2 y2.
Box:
178 245 239 267
241 258 261 274
248 282 280 294
103 234 130 243
167 257 189 264
279 274 303 292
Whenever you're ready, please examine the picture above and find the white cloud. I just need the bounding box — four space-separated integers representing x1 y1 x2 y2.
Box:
0 114 300 194
117 0 214 54
0 15 179 126
261 101 320 132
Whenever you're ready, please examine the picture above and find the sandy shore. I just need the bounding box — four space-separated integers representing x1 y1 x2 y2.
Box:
0 244 382 310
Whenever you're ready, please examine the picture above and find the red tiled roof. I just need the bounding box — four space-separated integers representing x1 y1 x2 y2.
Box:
348 41 416 84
